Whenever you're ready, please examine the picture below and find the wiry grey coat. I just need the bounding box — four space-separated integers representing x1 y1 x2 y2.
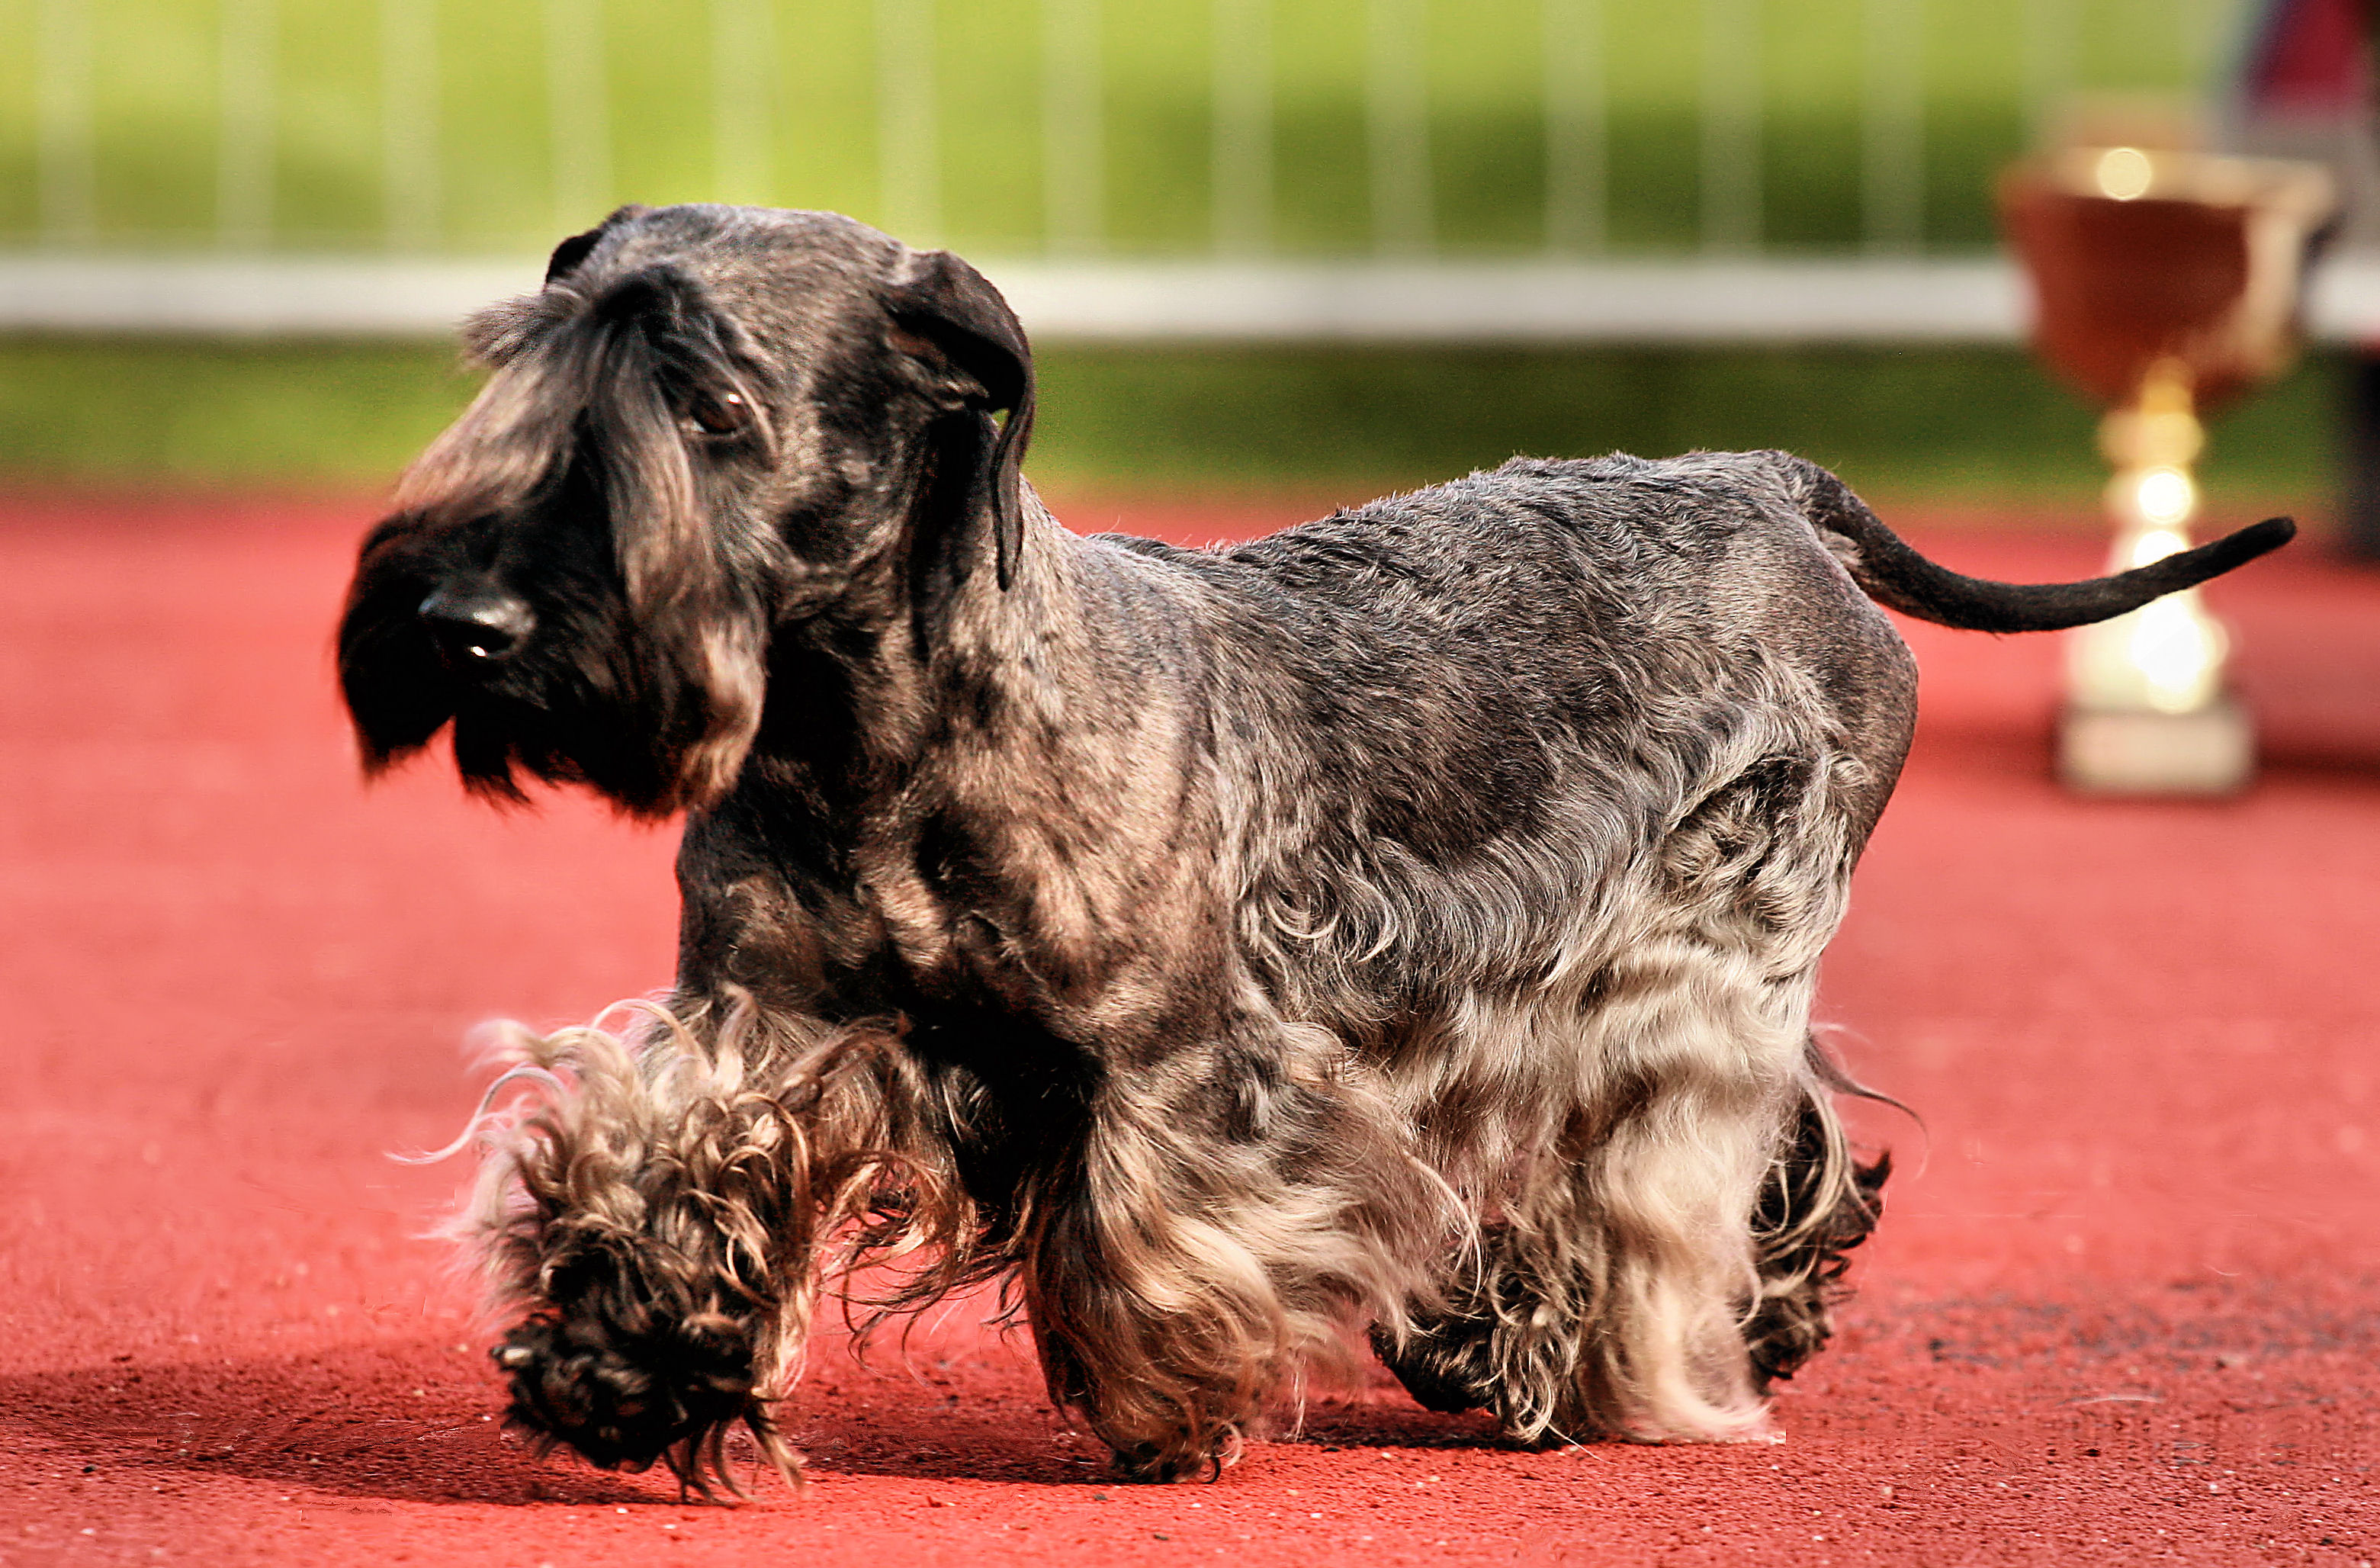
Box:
336 204 2292 1494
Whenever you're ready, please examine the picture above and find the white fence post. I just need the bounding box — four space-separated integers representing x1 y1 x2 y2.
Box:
37 0 95 246
544 0 612 232
1699 0 1761 253
1543 0 1607 254
1043 0 1104 255
2020 0 2076 149
876 0 940 244
1367 0 1431 255
2182 0 2234 101
218 0 278 250
1861 0 1923 253
714 0 778 204
381 0 439 250
1212 0 1273 254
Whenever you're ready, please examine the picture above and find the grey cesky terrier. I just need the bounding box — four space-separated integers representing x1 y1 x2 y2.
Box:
338 203 2291 1496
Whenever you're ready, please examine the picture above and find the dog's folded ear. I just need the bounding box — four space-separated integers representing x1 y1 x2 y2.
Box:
884 250 1038 591
546 204 654 284
462 207 663 368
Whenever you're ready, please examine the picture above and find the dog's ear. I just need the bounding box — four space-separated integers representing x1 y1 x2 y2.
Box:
545 204 652 284
883 250 1037 591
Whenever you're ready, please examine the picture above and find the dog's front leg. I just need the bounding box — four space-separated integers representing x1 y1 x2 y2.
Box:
471 985 968 1496
1015 1021 1447 1481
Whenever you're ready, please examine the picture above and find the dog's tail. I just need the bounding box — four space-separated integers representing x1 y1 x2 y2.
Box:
1798 461 2294 633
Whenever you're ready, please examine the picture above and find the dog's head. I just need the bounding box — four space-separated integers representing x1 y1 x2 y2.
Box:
337 205 1037 817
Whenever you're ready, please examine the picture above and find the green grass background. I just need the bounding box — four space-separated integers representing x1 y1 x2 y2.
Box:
0 0 2224 255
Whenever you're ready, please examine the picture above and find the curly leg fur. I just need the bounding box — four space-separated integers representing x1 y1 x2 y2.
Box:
464 1004 1469 1490
477 996 1881 1486
1373 1100 1783 1448
1023 1023 1464 1481
460 994 977 1499
1369 959 1816 1444
1374 1041 1890 1433
1742 1050 1890 1388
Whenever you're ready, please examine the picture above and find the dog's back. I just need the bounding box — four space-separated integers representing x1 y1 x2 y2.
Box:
1096 442 2286 919
1103 448 1921 898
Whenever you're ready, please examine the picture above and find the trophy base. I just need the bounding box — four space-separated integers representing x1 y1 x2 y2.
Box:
2056 699 2253 797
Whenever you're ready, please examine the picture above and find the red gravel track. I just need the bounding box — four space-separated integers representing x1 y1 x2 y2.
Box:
2 493 2376 1568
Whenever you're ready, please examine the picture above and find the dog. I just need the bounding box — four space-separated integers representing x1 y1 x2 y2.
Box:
339 203 2292 1496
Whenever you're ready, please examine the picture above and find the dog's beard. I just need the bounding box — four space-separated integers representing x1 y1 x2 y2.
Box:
339 565 766 818
442 619 764 818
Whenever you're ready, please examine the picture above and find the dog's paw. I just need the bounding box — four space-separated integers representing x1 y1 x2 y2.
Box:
1368 1320 1493 1415
494 1311 757 1476
1106 1425 1243 1484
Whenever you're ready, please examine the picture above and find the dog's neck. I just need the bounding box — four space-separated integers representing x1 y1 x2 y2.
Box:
747 477 1100 800
718 474 1222 1026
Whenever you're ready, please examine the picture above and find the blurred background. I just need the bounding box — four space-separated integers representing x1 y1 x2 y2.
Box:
0 0 2369 510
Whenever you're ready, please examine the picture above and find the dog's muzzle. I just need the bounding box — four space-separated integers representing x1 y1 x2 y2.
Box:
419 585 536 668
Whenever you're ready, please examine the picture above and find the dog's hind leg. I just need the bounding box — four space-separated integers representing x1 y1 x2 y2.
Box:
1377 775 1868 1445
1371 956 1805 1448
1477 748 1880 1442
1531 998 1794 1445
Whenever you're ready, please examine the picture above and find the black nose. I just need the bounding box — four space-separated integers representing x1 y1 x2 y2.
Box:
419 586 535 667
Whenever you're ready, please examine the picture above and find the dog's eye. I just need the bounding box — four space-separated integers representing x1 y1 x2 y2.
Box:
679 391 750 439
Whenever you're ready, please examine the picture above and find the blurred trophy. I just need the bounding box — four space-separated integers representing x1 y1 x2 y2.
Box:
2000 144 2333 795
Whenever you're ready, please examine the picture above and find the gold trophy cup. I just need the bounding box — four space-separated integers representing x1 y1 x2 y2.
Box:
1999 145 2334 794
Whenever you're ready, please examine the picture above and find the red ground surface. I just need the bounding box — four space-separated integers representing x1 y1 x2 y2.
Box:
2 492 2376 1567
